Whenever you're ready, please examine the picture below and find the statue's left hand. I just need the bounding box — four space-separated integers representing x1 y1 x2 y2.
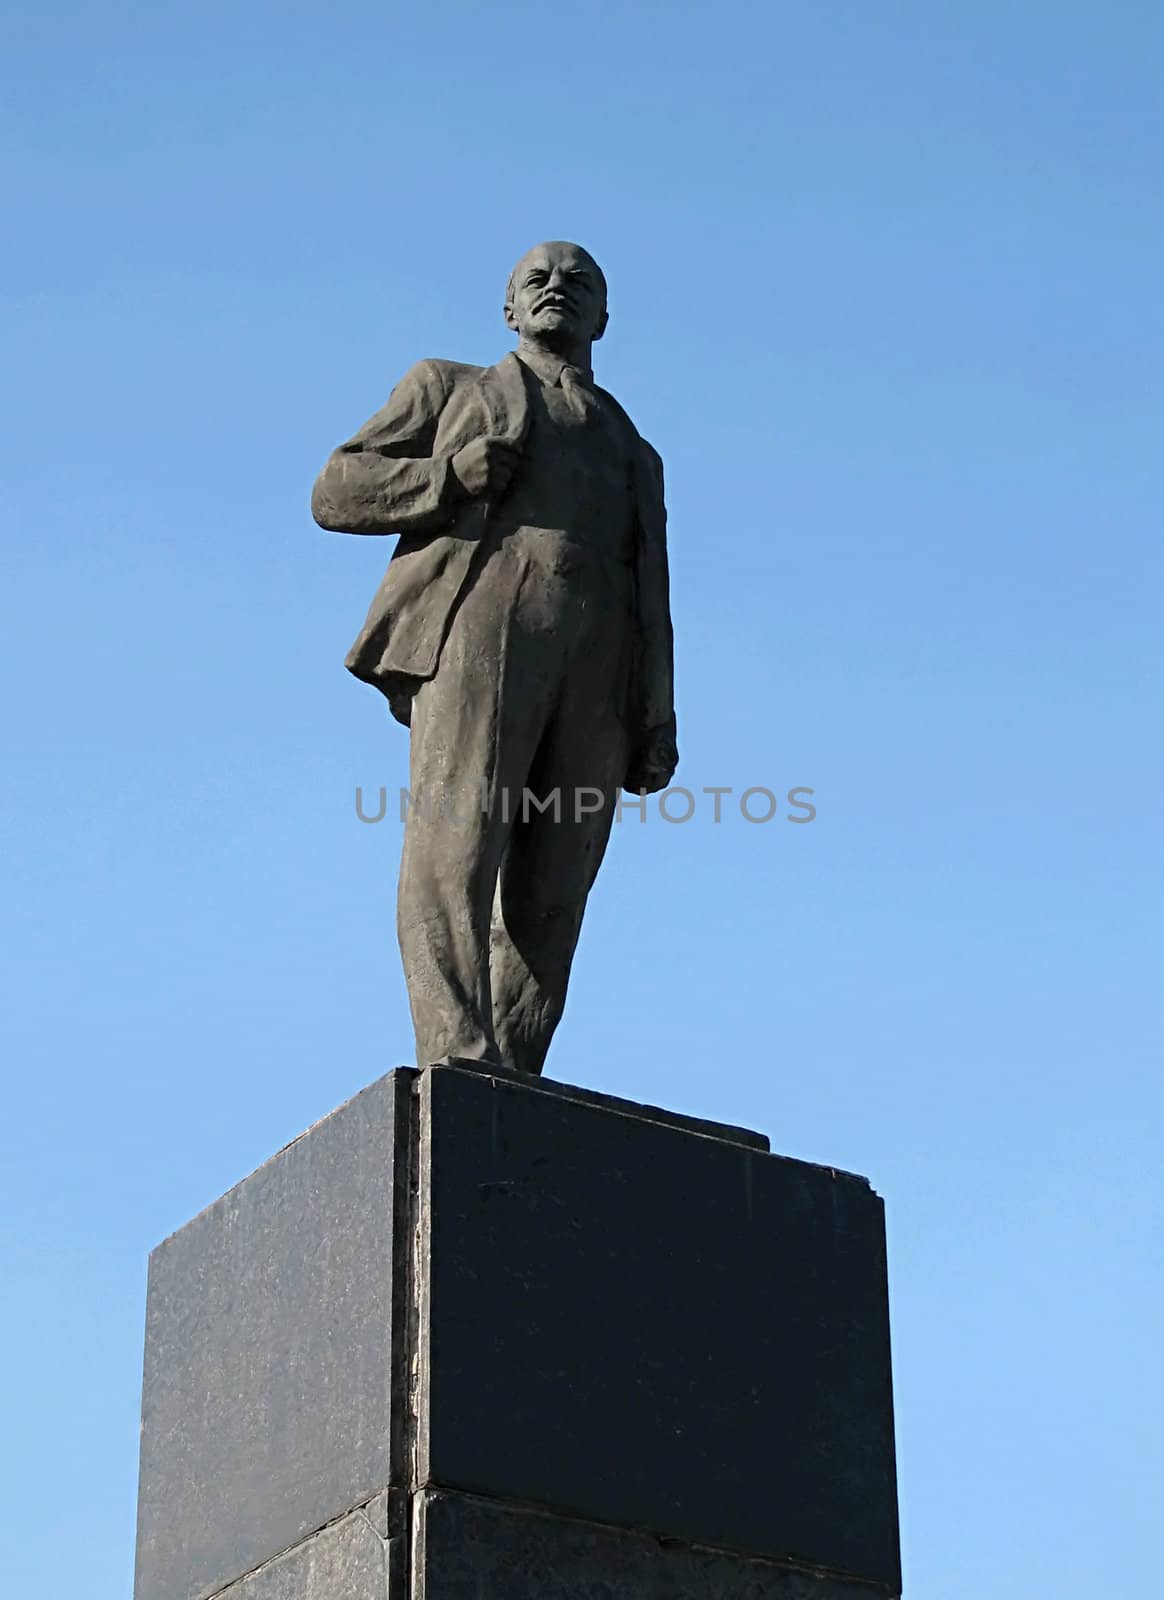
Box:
623 726 679 795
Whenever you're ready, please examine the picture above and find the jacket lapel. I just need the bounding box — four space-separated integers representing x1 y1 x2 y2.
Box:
475 351 531 448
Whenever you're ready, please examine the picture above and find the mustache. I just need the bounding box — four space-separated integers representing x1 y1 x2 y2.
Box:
532 293 578 315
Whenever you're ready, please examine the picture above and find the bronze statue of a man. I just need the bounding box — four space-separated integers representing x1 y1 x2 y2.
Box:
312 241 677 1074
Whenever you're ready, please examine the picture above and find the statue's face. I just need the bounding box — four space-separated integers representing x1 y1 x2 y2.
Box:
505 241 608 346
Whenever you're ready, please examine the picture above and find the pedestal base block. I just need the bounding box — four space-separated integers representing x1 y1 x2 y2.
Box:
212 1510 397 1600
417 1489 886 1600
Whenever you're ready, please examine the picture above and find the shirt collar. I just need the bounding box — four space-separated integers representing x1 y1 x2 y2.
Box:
515 344 593 387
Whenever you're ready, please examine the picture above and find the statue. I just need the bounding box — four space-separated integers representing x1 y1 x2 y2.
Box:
312 242 677 1074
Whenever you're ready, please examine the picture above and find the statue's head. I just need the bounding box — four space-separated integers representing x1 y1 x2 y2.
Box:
504 241 608 349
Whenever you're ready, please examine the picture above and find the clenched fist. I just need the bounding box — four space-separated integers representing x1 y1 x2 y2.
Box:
623 725 679 796
450 436 521 500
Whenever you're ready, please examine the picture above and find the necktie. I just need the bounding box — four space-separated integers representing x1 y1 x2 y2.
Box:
559 364 595 421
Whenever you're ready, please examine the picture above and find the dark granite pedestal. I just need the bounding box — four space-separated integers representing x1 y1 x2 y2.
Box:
134 1067 901 1600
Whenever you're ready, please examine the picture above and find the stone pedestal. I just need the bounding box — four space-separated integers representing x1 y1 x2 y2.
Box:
134 1066 901 1600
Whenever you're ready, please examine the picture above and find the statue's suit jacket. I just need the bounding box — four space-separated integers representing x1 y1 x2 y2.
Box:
312 353 675 752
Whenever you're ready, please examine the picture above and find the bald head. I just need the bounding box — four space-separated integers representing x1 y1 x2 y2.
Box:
504 241 608 362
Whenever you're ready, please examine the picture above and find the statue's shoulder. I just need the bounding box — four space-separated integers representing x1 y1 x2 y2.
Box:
405 357 487 389
594 383 660 461
637 434 663 474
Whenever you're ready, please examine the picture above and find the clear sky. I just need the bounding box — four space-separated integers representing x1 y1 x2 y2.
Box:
2 2 1161 1594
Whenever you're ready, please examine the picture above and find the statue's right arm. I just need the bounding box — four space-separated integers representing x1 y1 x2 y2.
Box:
311 360 463 536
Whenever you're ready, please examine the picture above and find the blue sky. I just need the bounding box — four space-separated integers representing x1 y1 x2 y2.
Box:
2 2 1161 1594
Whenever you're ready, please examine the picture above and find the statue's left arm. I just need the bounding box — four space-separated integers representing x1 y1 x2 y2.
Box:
625 441 679 795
